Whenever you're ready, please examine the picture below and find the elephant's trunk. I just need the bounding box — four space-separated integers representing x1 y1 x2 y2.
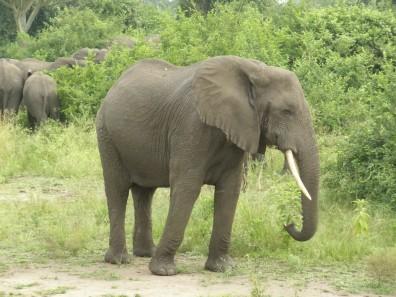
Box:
285 139 319 241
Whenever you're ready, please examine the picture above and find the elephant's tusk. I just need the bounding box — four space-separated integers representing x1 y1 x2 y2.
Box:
285 150 312 201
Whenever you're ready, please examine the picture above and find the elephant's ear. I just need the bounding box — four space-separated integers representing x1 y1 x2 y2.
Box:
192 56 265 153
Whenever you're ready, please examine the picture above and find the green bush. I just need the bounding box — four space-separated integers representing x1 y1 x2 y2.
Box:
3 8 122 60
63 0 169 32
51 44 159 121
159 3 288 66
326 62 396 207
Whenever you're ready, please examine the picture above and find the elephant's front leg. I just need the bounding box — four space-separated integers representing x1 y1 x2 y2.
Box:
205 169 242 272
149 176 202 276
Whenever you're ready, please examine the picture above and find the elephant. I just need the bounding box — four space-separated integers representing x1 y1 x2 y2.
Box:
72 48 108 63
23 72 59 128
48 57 86 71
94 49 108 63
96 56 319 276
0 59 24 115
16 58 52 75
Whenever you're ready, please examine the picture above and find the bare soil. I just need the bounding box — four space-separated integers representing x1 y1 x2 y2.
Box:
0 258 384 297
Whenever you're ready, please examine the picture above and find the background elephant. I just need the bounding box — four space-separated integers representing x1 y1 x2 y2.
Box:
15 58 52 75
48 57 86 71
23 72 59 128
0 59 24 115
94 49 108 63
109 35 136 48
72 48 108 63
96 56 319 276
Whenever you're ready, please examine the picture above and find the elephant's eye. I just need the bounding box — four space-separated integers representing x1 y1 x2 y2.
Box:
282 109 293 116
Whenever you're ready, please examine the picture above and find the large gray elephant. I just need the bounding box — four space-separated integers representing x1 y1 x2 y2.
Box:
96 56 319 276
23 72 59 128
0 59 24 115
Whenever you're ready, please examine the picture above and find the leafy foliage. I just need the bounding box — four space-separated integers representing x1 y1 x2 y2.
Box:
3 8 122 60
326 63 396 207
51 44 158 121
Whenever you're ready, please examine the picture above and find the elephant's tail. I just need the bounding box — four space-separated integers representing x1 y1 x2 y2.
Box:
1 90 8 115
41 95 48 122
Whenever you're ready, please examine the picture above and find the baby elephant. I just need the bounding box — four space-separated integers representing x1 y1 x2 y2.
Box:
23 72 59 128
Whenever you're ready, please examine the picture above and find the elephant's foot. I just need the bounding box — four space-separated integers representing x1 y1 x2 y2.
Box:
133 244 156 258
205 254 234 272
149 256 176 276
104 247 130 264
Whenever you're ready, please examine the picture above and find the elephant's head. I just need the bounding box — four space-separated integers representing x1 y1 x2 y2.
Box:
192 56 319 241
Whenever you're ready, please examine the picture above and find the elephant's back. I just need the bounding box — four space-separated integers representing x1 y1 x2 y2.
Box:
112 59 193 98
24 74 56 99
102 59 197 117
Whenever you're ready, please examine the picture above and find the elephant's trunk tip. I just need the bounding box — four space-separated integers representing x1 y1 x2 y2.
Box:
285 222 316 242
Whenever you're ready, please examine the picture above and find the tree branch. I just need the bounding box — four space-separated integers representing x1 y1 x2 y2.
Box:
25 2 41 32
21 0 35 14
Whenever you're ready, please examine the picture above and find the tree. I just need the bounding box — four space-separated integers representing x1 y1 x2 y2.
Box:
179 0 216 14
0 0 52 33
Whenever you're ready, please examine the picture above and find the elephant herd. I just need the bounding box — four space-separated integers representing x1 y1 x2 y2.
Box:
0 47 108 128
3 51 319 276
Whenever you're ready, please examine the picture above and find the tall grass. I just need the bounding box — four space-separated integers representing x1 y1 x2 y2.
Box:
0 119 101 182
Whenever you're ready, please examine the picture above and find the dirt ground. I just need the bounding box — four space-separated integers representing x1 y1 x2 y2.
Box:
0 257 385 297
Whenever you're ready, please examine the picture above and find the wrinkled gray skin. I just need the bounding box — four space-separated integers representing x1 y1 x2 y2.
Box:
0 59 24 115
17 58 52 74
96 56 320 276
72 48 108 63
23 72 59 128
8 57 82 74
48 57 86 71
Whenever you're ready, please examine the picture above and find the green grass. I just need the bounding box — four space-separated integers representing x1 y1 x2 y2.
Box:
35 286 74 296
0 121 395 295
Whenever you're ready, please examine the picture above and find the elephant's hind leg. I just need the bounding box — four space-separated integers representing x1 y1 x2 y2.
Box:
131 185 156 257
97 126 130 265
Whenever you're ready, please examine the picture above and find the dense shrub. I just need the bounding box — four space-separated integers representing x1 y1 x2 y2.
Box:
51 44 159 121
159 3 289 66
326 63 396 208
62 0 169 32
3 8 122 60
0 7 16 49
